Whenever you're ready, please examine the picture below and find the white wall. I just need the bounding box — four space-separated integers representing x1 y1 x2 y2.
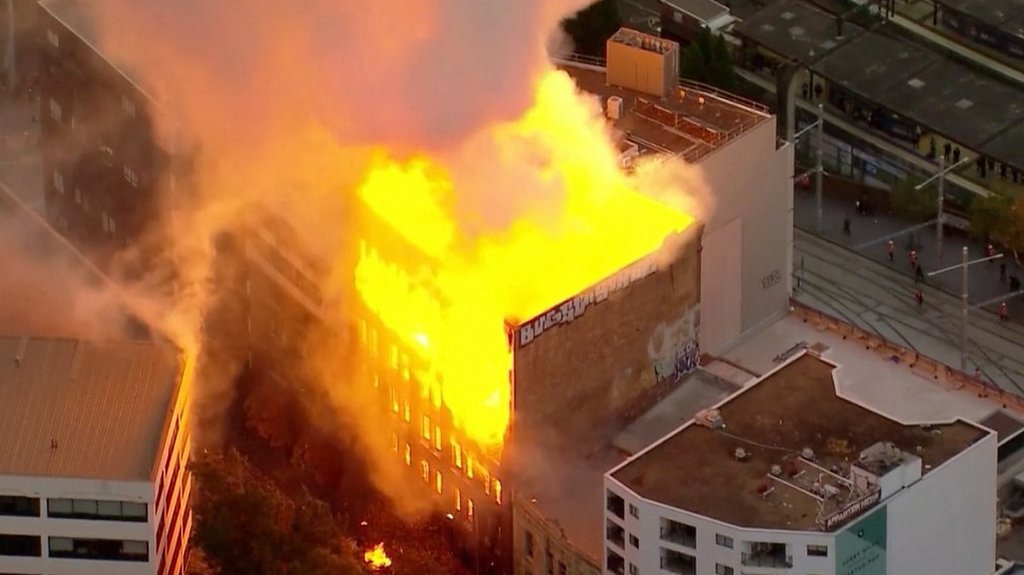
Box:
0 474 156 575
698 118 794 355
885 432 996 575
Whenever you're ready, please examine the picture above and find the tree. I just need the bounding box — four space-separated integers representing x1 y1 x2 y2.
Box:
188 450 365 575
561 0 622 59
890 176 935 223
681 27 738 91
967 193 1012 241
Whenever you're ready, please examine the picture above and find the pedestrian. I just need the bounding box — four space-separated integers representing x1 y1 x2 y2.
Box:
909 249 918 268
802 82 809 100
929 137 937 159
914 289 924 308
987 243 996 261
1001 262 1007 283
976 156 985 176
843 218 851 236
915 264 925 283
953 147 961 163
943 142 952 162
814 83 823 100
1000 302 1009 322
888 240 896 263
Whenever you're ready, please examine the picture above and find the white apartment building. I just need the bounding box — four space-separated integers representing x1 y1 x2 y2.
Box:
604 351 997 575
0 336 193 575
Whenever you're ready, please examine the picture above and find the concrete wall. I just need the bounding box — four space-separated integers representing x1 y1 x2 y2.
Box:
605 38 676 98
0 475 157 575
698 117 793 355
514 497 601 575
885 431 996 575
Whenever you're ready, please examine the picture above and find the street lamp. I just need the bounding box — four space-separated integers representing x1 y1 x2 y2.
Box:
914 155 972 263
791 104 825 232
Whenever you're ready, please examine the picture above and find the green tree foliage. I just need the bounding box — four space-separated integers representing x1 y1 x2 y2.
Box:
890 176 936 223
189 450 365 575
967 193 1012 241
561 0 622 59
681 27 738 91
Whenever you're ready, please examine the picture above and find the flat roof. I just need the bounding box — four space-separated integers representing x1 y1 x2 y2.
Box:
937 0 1024 34
733 0 863 65
0 337 182 480
659 0 730 23
983 411 1024 443
611 353 988 531
813 31 937 100
38 0 156 101
559 64 769 162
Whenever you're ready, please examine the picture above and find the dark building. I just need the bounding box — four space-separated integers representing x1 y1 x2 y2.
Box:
657 0 733 45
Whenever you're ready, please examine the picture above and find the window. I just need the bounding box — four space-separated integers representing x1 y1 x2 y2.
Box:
606 548 625 575
123 166 139 187
628 503 639 519
466 454 474 478
606 491 625 519
102 211 117 234
525 530 535 558
420 460 430 482
455 488 462 512
48 537 148 562
606 518 625 548
660 548 695 575
435 470 443 494
715 534 733 549
47 28 59 47
807 544 829 557
121 95 136 117
715 564 734 575
433 425 442 451
403 399 410 422
674 10 683 23
422 415 431 440
49 98 61 121
52 170 64 194
629 533 639 548
452 440 463 469
0 534 41 556
467 498 474 519
404 443 411 466
629 563 639 575
47 498 147 522
659 517 696 548
494 478 502 505
0 496 39 517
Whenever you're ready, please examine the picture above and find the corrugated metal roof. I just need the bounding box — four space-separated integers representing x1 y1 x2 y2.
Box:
0 337 181 480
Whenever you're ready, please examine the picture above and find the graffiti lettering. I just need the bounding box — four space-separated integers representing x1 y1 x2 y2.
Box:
762 269 782 290
648 307 701 382
653 341 701 382
517 259 658 347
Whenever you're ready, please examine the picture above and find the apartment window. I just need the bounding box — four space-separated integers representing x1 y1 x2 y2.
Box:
422 415 431 440
121 95 136 117
47 498 147 522
123 166 139 187
420 460 430 482
628 503 639 519
452 440 463 469
606 491 625 519
660 548 695 575
467 498 474 519
48 537 148 562
389 345 398 370
402 399 411 422
629 563 639 575
742 542 791 568
47 28 59 47
404 443 411 466
525 530 535 559
466 454 474 479
606 548 625 575
435 470 443 495
674 10 683 23
433 426 442 451
0 496 40 517
52 170 64 194
659 517 696 548
715 534 733 549
629 533 639 548
49 98 61 121
606 518 625 548
455 488 462 512
0 534 41 557
807 544 829 557
714 564 734 575
494 478 502 505
102 211 116 233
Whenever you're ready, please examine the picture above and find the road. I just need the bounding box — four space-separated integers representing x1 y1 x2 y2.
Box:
794 227 1024 393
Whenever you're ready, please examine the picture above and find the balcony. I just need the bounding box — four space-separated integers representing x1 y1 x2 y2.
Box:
659 518 696 548
607 548 625 575
606 519 625 549
741 544 793 569
607 491 625 520
660 547 696 575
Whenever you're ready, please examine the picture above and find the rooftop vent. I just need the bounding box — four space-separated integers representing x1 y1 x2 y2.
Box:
734 447 750 461
606 96 623 120
770 464 783 476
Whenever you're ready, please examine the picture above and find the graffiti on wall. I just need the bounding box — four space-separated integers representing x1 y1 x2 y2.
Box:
648 306 700 382
517 258 659 347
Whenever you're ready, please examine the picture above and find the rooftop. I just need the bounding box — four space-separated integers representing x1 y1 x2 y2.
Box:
0 337 183 480
558 62 769 162
733 0 863 65
659 0 730 24
610 353 988 531
937 0 1024 34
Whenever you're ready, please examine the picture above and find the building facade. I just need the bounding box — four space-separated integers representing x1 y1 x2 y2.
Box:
604 352 996 575
0 337 193 575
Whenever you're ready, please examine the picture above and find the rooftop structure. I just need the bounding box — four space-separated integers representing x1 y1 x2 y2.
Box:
733 0 864 65
610 353 987 531
937 0 1024 37
605 28 680 99
659 0 731 25
0 336 181 480
559 60 769 163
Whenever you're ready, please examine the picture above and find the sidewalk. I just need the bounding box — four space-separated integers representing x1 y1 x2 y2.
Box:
794 188 1024 322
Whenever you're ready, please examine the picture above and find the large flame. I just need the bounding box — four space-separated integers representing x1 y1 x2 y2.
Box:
353 70 695 451
363 542 392 570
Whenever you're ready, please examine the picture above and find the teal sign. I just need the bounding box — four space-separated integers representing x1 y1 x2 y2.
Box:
836 506 887 575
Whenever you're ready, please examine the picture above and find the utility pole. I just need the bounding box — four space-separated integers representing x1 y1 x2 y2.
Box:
815 103 824 232
915 155 970 264
928 246 1004 373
